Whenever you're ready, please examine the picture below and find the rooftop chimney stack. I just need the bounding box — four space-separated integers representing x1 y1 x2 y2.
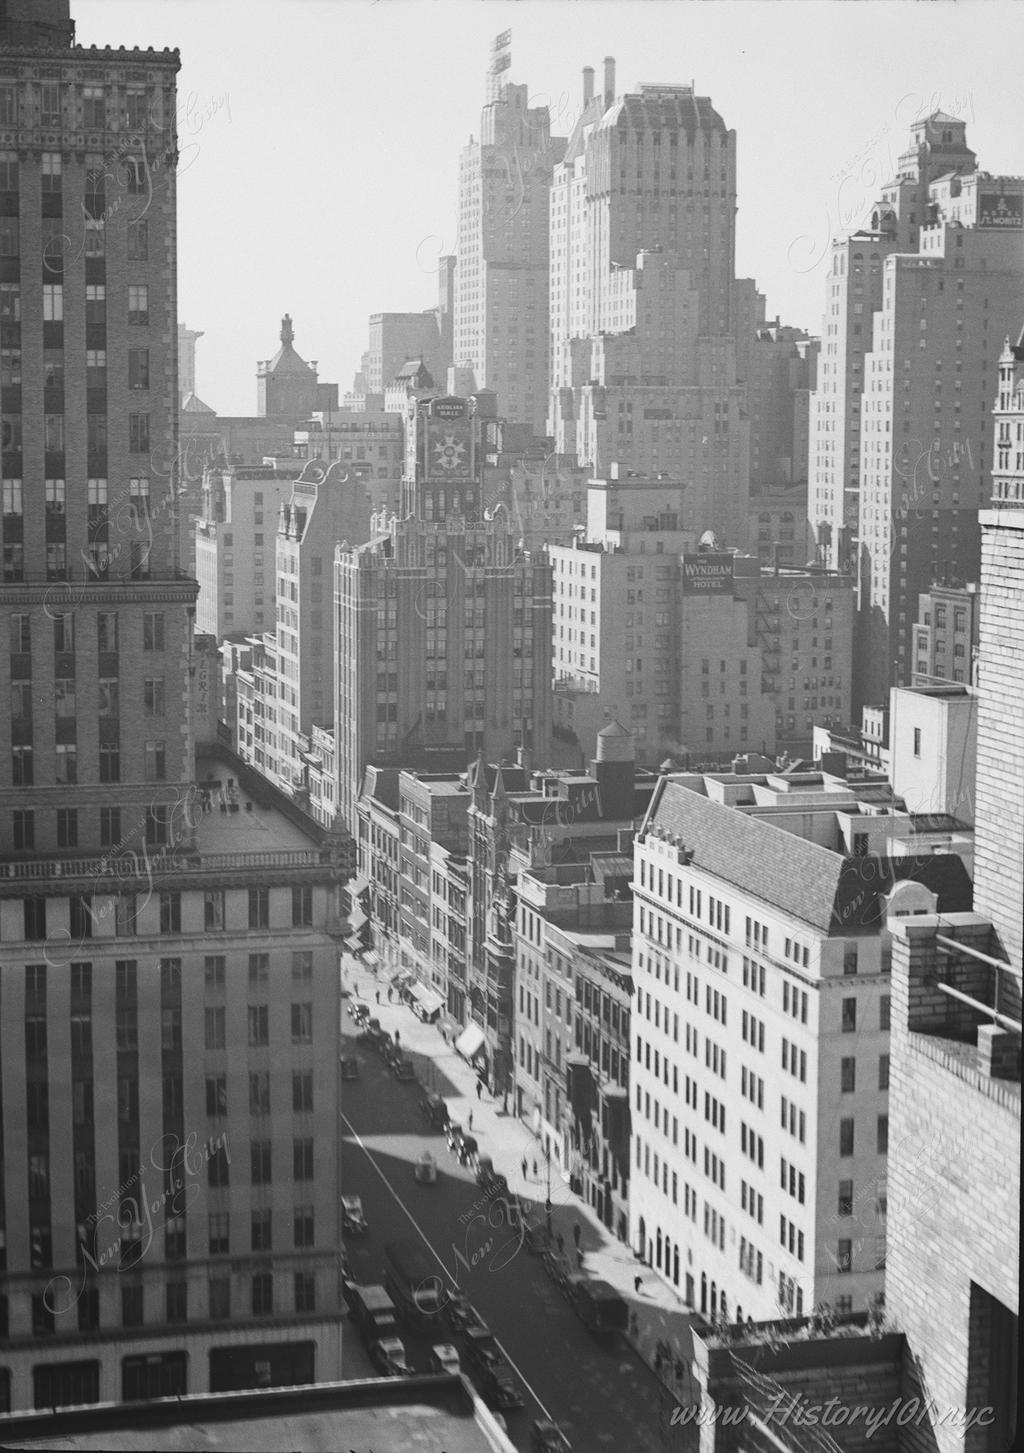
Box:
603 56 616 107
582 66 595 106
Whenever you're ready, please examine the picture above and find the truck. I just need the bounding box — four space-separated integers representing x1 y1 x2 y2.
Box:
462 1326 524 1410
565 1276 628 1335
346 1282 400 1346
382 1238 445 1330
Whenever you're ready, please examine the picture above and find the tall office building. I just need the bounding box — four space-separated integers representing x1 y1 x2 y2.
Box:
630 768 972 1323
0 5 348 1409
453 33 564 436
549 69 750 547
334 393 553 831
809 113 979 575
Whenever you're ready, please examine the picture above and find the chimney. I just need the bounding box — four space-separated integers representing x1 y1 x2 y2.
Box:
603 56 616 107
583 66 595 106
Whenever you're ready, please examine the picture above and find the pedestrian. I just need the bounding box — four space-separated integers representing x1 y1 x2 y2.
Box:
476 1081 482 1101
573 1222 581 1249
634 1275 643 1293
394 1029 400 1046
387 986 393 1004
354 982 359 998
532 1159 538 1178
576 1250 583 1269
376 989 380 1004
467 1111 473 1131
522 1157 528 1180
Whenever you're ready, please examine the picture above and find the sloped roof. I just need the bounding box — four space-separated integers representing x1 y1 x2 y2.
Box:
180 391 216 414
647 780 972 935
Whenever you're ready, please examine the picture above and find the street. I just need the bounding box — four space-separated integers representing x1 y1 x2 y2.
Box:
339 1026 673 1453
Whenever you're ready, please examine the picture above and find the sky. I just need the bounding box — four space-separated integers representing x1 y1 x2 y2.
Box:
77 0 1024 417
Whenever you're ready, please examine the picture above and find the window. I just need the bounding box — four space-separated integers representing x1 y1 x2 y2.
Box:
252 1274 273 1317
143 612 164 651
840 1057 856 1093
204 955 225 990
121 1285 144 1328
205 1074 227 1117
203 891 224 931
41 152 62 191
913 727 921 758
208 1144 230 1187
294 1205 314 1248
837 1180 853 1217
839 1118 855 1156
14 809 34 851
204 1008 225 1051
159 891 180 934
292 950 313 983
127 285 148 324
57 807 78 849
248 1005 269 1047
249 1072 270 1116
841 998 857 1033
128 348 149 390
128 413 149 453
292 885 313 927
82 86 105 128
880 995 891 1031
292 1071 313 1113
250 1140 272 1186
291 1003 312 1044
144 740 166 781
294 1272 316 1314
879 1053 890 1090
126 220 148 260
293 1138 314 1181
12 746 34 786
248 953 269 987
42 284 63 321
877 1115 889 1154
836 1239 852 1274
97 612 117 652
165 1282 187 1324
248 888 269 929
99 743 120 782
251 1209 272 1252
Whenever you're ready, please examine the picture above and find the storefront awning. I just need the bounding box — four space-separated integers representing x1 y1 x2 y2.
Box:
358 950 380 968
455 1023 487 1063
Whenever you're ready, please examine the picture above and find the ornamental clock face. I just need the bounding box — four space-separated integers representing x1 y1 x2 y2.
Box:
432 433 469 474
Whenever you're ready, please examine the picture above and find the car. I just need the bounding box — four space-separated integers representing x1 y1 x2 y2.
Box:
381 1038 402 1066
522 1218 548 1254
446 1121 464 1153
419 1092 449 1129
340 1056 360 1080
444 1292 484 1335
531 1419 571 1452
392 1057 416 1081
429 1342 461 1375
341 1194 368 1236
348 1002 370 1027
369 1336 413 1376
458 1134 479 1167
414 1151 438 1185
356 1025 387 1051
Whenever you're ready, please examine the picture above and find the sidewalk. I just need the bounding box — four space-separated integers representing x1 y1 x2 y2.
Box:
342 954 701 1406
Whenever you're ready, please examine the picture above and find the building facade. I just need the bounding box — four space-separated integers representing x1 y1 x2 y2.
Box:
629 768 972 1323
910 581 979 686
194 463 303 639
453 33 563 436
334 394 553 832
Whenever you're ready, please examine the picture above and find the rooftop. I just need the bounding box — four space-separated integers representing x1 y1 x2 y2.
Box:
0 1377 512 1453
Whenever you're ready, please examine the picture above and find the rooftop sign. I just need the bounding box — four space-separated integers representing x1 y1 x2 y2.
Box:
682 553 734 593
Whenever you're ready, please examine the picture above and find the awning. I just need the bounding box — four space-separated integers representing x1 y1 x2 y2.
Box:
359 950 380 968
418 990 444 1018
455 1024 487 1063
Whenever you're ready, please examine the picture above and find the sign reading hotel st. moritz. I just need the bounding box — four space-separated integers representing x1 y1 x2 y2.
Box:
682 553 734 592
977 192 1023 229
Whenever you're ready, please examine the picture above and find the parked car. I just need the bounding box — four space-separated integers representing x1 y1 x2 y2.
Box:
392 1057 417 1081
446 1121 464 1154
476 1156 507 1196
356 1025 388 1051
369 1336 413 1376
531 1419 571 1452
341 1194 368 1236
414 1151 438 1185
419 1092 449 1129
429 1342 461 1375
444 1291 484 1335
340 1056 360 1081
457 1134 479 1167
348 1002 370 1027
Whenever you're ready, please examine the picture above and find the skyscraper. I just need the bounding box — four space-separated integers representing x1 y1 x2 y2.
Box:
453 32 564 436
0 5 348 1409
334 393 553 831
549 70 750 547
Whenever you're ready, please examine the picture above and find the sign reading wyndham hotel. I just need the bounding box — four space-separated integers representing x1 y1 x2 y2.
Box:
682 553 734 592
